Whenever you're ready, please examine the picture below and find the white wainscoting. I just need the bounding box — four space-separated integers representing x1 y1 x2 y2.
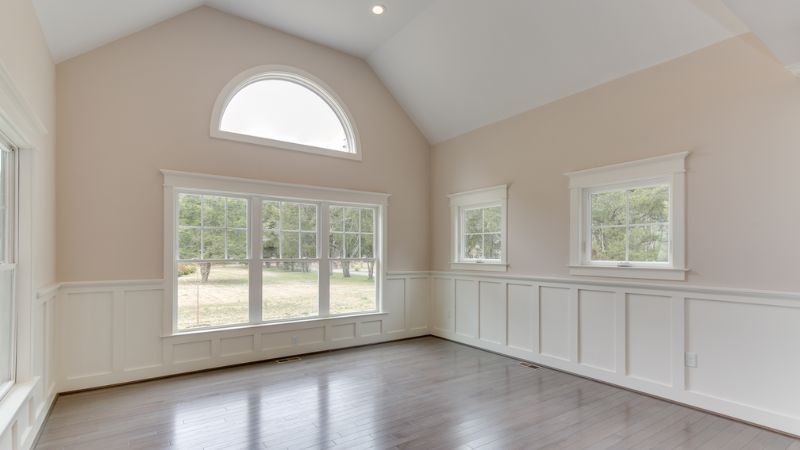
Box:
430 271 800 436
0 287 57 450
54 273 430 392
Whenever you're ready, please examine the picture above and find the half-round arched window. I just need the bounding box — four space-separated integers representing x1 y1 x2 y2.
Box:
211 66 360 160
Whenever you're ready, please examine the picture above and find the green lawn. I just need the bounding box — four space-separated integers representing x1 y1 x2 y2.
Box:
177 263 376 330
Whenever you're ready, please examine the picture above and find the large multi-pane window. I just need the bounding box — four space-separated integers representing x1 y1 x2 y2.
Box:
173 186 382 331
0 144 16 400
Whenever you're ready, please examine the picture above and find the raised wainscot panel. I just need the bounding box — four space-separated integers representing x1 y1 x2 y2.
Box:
507 284 537 353
407 277 429 331
330 323 356 342
479 281 506 346
262 327 325 350
455 279 479 338
360 320 382 337
432 278 455 332
220 335 255 357
578 290 616 372
61 291 114 378
172 340 212 364
686 298 800 418
539 286 570 361
383 279 406 334
627 293 672 385
123 289 164 370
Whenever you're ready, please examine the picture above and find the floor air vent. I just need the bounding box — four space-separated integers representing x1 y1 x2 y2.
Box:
519 362 540 369
275 357 302 364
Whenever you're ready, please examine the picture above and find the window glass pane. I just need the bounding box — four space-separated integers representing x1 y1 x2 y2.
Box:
329 233 343 258
465 209 482 233
300 205 316 231
227 198 248 228
591 191 626 227
329 206 344 232
344 208 360 232
178 228 201 260
263 201 279 229
629 185 669 224
0 270 13 388
301 232 317 258
282 203 299 230
345 234 360 258
360 233 374 258
281 232 299 258
178 194 201 226
203 229 226 259
263 262 319 321
219 78 350 152
330 261 376 314
361 209 374 233
227 229 247 259
485 233 502 260
263 231 279 259
203 196 226 227
629 224 669 262
177 262 249 330
591 226 626 261
483 206 502 233
465 234 482 259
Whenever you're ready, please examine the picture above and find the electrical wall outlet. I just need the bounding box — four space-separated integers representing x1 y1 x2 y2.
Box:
291 336 298 346
685 352 698 368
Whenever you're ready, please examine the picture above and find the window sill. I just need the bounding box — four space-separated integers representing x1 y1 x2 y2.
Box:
569 265 688 281
451 262 508 272
166 311 388 338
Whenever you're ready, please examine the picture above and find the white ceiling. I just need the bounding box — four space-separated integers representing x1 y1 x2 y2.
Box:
32 0 752 144
722 0 800 69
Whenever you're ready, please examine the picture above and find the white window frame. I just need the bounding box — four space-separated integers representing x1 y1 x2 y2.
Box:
0 141 16 401
210 65 362 161
163 170 388 335
566 152 688 281
449 184 508 272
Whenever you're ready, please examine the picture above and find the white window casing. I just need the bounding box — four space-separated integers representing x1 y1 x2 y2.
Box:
210 65 362 161
449 184 508 272
163 170 388 335
566 152 688 281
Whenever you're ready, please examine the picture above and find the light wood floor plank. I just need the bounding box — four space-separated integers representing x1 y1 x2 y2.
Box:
35 337 797 450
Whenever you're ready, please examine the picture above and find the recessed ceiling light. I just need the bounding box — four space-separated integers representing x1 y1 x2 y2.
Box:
371 4 386 15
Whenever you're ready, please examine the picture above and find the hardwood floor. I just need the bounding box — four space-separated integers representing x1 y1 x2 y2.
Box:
36 337 798 450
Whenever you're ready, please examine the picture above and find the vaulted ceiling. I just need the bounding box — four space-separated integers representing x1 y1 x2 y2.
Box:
32 0 783 144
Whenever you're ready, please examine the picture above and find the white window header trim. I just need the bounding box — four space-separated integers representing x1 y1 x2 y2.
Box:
565 151 688 189
161 170 389 206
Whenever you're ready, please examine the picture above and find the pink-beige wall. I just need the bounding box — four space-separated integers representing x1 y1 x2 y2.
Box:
56 7 430 281
431 34 800 292
0 0 56 291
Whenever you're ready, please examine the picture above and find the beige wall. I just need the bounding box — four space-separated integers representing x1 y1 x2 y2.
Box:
431 34 800 292
0 0 56 290
56 7 430 281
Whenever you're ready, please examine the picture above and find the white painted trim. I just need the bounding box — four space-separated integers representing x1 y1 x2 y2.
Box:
0 62 47 148
161 170 389 206
210 65 361 161
450 262 508 272
568 265 688 281
427 270 800 435
565 151 688 189
566 152 688 280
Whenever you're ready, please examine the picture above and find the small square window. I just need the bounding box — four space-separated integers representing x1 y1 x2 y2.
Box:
449 185 508 272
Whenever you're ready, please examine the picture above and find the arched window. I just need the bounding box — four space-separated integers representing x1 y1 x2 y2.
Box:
211 66 360 160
